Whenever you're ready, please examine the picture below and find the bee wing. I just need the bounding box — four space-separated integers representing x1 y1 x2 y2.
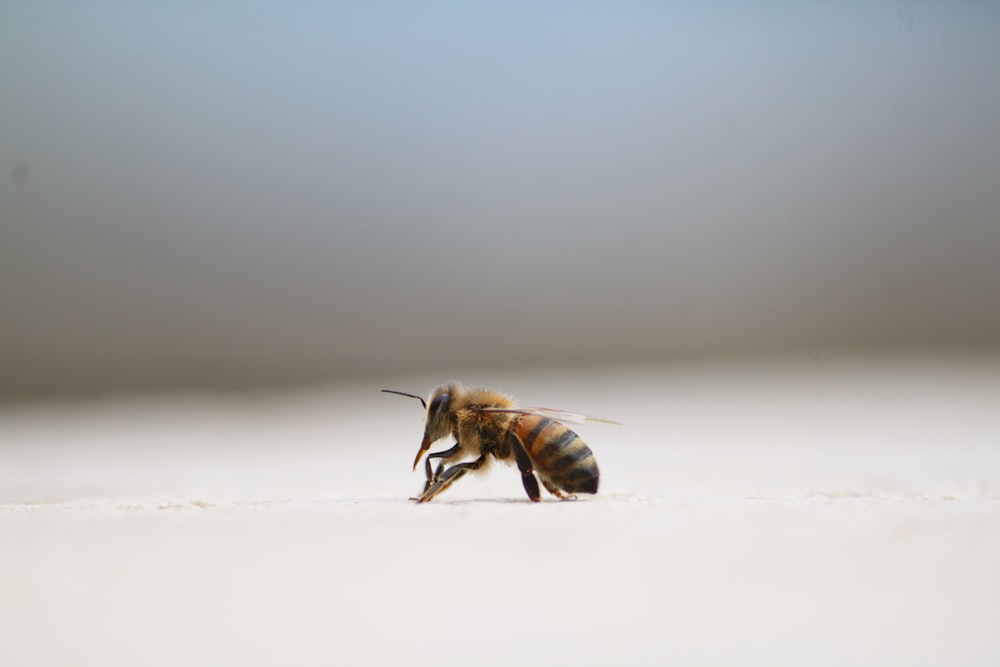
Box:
478 407 622 426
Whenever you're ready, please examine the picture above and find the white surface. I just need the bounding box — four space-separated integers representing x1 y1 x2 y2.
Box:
2 353 999 666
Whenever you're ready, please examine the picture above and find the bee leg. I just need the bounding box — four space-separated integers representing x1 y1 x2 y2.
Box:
428 462 445 490
511 438 540 502
541 479 577 501
423 444 461 490
409 444 464 500
414 454 487 504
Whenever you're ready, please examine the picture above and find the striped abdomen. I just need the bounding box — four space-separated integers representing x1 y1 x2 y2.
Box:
511 415 600 494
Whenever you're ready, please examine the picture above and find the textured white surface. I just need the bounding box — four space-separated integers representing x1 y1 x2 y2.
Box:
2 353 999 666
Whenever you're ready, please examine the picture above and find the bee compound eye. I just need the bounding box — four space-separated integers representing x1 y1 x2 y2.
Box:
429 392 450 419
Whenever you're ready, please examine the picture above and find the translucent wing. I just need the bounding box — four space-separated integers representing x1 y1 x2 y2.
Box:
477 407 622 426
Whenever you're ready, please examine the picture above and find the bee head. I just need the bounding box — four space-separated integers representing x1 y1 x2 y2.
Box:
413 382 464 469
381 382 463 472
423 384 454 443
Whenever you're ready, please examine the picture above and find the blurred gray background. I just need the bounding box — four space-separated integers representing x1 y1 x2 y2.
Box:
2 1 999 400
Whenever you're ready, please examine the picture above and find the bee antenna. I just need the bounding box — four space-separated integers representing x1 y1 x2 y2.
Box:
381 389 427 410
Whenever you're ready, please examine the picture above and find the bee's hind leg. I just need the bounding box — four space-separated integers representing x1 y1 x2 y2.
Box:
414 453 487 504
510 437 541 502
541 479 577 501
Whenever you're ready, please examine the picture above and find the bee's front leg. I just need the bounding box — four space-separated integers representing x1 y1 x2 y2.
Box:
413 453 487 504
412 443 461 499
426 443 461 486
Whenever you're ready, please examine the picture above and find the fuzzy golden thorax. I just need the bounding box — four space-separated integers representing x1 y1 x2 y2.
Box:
411 381 515 470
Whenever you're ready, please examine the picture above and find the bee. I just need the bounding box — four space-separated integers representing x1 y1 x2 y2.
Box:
382 381 619 503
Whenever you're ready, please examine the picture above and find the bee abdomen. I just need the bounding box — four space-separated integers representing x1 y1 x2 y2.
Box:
515 416 600 495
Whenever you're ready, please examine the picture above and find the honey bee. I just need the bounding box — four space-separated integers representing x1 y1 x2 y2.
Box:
382 381 619 503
